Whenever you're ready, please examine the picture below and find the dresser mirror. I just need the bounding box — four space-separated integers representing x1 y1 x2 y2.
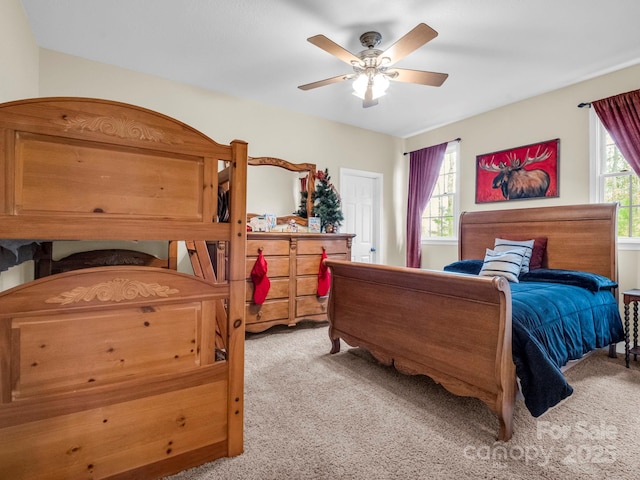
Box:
247 156 315 226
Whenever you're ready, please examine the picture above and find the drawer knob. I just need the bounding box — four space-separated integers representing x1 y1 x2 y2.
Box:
257 310 263 319
321 303 327 311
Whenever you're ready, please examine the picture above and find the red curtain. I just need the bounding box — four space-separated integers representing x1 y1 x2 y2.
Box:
406 142 448 268
592 89 640 177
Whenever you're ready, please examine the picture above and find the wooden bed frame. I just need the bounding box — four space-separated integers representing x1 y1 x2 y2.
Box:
326 203 618 442
0 97 247 479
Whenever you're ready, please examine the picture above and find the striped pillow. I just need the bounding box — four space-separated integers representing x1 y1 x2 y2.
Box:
479 248 527 283
494 238 535 275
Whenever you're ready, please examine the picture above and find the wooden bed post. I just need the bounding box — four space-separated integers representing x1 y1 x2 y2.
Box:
227 139 248 457
496 298 516 442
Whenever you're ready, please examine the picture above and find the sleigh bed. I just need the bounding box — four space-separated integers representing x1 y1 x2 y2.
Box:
0 97 247 479
326 203 624 441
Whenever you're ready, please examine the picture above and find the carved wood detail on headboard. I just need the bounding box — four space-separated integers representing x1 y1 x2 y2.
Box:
57 113 181 144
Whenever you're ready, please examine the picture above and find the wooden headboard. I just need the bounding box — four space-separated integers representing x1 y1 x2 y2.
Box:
0 97 245 241
459 203 618 281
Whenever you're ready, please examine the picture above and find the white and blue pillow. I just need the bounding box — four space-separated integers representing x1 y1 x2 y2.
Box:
493 238 535 275
479 247 528 283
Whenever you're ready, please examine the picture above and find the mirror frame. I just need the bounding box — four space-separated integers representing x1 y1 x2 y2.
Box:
248 156 315 226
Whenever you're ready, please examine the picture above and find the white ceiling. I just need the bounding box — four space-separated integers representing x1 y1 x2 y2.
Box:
20 0 640 138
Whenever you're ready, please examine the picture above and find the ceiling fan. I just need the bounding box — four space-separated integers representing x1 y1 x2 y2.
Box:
298 23 448 108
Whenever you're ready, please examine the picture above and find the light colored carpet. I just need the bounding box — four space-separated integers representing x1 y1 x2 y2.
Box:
167 322 640 480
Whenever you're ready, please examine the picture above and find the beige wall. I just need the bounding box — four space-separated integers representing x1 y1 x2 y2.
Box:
405 63 640 295
0 0 38 103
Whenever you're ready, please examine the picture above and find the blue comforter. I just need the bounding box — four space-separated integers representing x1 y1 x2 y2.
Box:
510 280 623 416
443 262 625 417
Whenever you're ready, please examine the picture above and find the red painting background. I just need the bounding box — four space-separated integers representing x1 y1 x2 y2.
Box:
475 138 559 203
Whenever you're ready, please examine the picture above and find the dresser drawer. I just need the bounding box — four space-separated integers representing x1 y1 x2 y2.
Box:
246 300 289 324
296 296 329 317
245 256 290 278
247 238 290 256
246 278 289 302
298 239 348 255
297 253 346 275
296 276 320 296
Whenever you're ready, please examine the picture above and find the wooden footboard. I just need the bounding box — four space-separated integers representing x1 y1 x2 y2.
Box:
0 266 237 479
326 260 516 441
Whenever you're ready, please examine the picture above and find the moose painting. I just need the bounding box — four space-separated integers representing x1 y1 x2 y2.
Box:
475 139 559 203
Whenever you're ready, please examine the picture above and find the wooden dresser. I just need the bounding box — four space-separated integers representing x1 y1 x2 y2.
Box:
244 232 354 333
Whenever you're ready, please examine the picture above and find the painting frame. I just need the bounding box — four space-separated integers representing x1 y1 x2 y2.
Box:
475 138 559 204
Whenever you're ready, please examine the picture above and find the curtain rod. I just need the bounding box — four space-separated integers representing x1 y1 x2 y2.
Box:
403 137 461 156
579 87 640 108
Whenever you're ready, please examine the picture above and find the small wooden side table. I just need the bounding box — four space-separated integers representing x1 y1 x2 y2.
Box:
623 289 640 368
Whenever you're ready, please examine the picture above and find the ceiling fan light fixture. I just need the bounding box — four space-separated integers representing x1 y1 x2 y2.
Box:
299 23 447 107
352 73 390 100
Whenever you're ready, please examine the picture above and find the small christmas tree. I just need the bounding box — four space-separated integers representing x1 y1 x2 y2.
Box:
313 168 343 232
294 190 308 218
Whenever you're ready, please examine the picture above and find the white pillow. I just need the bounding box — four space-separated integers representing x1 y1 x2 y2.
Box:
479 248 527 283
494 238 535 275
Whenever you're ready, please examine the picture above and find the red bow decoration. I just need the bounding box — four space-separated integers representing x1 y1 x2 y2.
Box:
317 249 331 297
251 250 270 304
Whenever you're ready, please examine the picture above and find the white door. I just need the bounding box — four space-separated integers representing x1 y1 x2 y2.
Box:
340 168 382 264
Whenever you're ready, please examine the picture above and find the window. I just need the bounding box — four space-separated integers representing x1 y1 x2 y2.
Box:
592 113 640 238
421 142 459 239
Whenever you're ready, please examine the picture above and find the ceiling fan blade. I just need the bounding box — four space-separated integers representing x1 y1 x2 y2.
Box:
380 23 438 66
363 84 378 108
307 34 362 65
387 68 448 87
298 74 354 91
